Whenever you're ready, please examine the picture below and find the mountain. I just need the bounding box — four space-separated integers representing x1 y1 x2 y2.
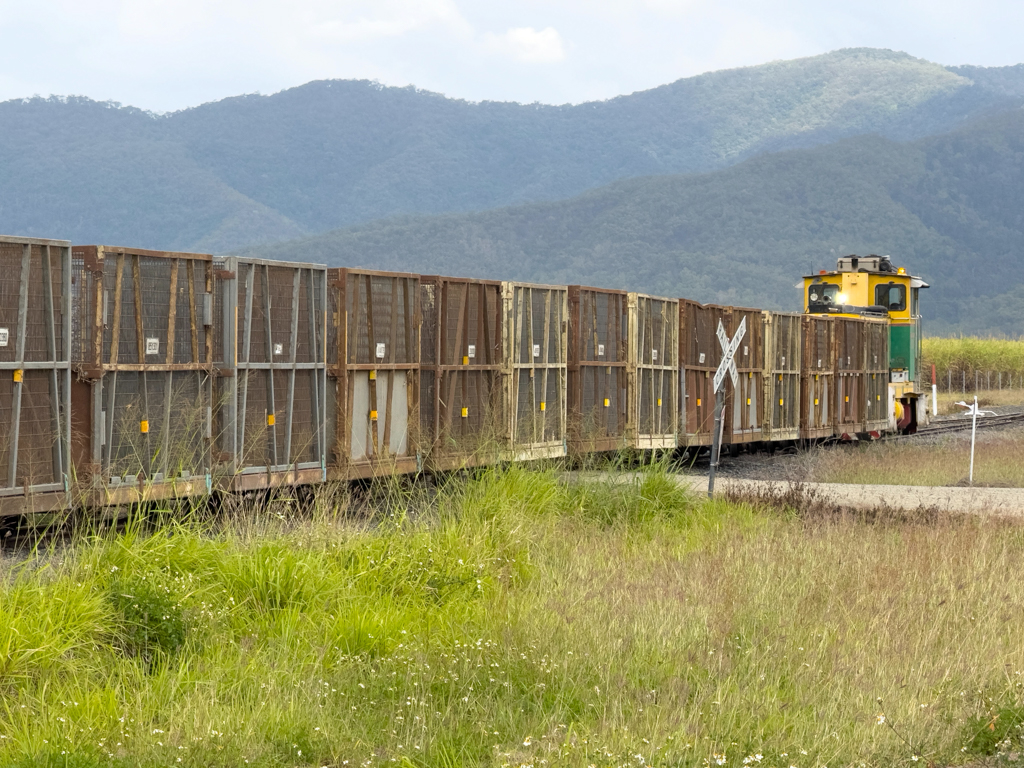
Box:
2 48 1024 252
247 106 1024 336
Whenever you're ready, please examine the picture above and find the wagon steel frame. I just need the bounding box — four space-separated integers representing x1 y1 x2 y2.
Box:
70 246 214 506
328 268 421 480
502 282 568 462
627 293 678 450
567 286 628 456
0 237 72 516
420 275 504 471
215 256 328 491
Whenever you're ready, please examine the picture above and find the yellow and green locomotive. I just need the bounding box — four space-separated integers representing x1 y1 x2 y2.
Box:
803 255 929 434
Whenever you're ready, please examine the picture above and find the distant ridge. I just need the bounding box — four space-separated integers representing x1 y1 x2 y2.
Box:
249 107 1024 336
1 48 1022 252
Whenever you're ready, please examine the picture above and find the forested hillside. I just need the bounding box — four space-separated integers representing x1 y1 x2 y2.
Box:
251 107 1024 336
1 48 1023 252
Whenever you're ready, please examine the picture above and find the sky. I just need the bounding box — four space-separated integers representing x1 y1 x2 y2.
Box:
1 0 1022 113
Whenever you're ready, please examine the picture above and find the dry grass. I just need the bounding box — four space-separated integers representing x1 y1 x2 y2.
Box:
804 428 1024 487
935 389 1024 416
2 468 1024 766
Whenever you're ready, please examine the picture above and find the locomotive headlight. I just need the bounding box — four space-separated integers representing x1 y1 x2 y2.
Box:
837 292 848 304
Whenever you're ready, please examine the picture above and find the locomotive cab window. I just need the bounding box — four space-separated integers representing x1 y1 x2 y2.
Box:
875 283 906 311
808 282 839 307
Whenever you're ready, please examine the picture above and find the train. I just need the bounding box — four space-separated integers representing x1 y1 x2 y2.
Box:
0 236 928 516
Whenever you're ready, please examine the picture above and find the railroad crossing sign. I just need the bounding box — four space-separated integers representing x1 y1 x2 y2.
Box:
712 317 746 393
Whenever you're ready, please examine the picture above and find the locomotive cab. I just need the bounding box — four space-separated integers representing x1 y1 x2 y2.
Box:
803 255 928 434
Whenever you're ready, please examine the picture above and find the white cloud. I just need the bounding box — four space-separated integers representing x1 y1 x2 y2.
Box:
496 26 566 63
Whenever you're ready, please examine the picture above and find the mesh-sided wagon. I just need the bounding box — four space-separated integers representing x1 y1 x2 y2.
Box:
628 293 678 450
762 312 802 443
420 275 504 470
567 286 628 456
214 257 328 491
70 246 214 505
502 282 567 461
0 236 72 515
328 268 421 479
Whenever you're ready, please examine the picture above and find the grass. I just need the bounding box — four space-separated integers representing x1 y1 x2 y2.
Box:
2 466 1024 766
808 429 1024 487
934 389 1024 415
924 337 1024 388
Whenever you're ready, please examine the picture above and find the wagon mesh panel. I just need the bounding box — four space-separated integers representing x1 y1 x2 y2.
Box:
0 240 69 494
764 313 802 438
349 275 417 364
102 372 206 479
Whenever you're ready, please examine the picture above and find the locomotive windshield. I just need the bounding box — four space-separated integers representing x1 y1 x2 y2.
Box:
875 283 906 311
808 282 839 308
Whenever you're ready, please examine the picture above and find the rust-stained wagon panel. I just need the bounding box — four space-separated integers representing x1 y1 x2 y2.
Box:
0 236 71 516
724 306 764 445
215 257 328 491
762 312 801 442
864 318 890 434
567 286 628 455
801 315 834 440
69 245 214 507
328 268 420 479
679 299 728 447
834 317 866 435
628 293 678 450
420 275 503 470
502 282 567 461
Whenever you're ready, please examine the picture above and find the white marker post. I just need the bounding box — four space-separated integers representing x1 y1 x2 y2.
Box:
708 317 746 499
969 394 978 485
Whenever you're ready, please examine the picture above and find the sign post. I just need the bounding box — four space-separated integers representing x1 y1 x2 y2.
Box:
707 317 746 499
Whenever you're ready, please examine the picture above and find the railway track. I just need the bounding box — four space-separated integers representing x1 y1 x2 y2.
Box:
902 410 1024 438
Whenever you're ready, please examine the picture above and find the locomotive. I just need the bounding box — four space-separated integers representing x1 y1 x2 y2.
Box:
804 255 929 434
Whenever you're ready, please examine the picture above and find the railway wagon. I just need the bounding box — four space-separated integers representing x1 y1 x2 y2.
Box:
679 300 729 447
762 312 802 443
327 268 421 479
420 275 504 470
214 257 329 491
628 293 678 450
723 306 764 446
0 236 72 516
864 319 890 435
567 286 629 456
502 282 568 461
70 246 214 506
800 315 835 440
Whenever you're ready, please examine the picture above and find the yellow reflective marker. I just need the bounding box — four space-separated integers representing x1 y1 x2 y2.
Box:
697 398 701 406
845 396 849 403
814 398 819 405
267 413 275 426
461 407 468 418
370 410 378 421
877 395 881 400
369 370 376 380
603 398 610 407
463 355 469 365
140 420 149 434
779 399 784 406
12 369 22 383
540 401 546 411
747 398 751 405
657 398 662 407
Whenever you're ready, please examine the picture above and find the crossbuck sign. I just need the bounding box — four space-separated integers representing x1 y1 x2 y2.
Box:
712 317 746 393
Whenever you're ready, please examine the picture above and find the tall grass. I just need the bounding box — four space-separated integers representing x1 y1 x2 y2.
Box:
2 467 1024 766
924 337 1024 389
